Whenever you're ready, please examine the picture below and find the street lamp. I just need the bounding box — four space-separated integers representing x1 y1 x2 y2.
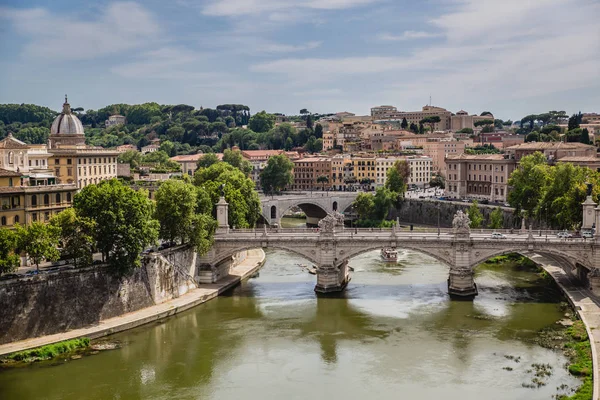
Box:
437 203 441 236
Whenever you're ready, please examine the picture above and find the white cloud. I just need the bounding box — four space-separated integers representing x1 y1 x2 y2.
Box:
201 0 379 17
1 2 160 60
377 31 442 41
252 0 600 108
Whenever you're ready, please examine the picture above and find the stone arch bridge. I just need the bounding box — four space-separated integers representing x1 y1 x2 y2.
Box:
260 192 358 226
198 225 600 298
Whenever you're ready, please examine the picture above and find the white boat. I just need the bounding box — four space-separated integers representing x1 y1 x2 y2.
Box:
380 248 398 262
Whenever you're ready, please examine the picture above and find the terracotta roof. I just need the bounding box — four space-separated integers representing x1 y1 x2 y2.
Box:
0 168 22 177
445 154 508 161
0 134 28 149
557 156 600 162
507 142 594 150
170 153 224 162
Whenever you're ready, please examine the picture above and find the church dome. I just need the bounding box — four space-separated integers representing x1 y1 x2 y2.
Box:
51 95 84 136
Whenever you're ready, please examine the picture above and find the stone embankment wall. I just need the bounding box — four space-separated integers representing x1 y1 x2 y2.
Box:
0 246 242 345
392 199 518 228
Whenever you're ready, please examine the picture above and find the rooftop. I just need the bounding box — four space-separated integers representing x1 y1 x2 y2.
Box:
0 133 28 150
445 154 508 161
0 168 22 177
557 156 600 162
507 142 595 151
170 153 224 162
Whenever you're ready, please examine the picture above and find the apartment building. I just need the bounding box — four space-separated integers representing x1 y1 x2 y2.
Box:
371 105 398 120
421 140 466 176
375 156 432 189
351 156 377 189
170 152 224 176
291 157 332 191
330 156 349 190
505 142 596 162
445 154 516 202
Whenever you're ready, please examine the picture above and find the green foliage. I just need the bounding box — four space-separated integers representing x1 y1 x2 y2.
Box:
385 160 410 196
15 222 60 271
467 201 484 228
401 117 408 129
474 119 494 127
260 154 294 194
155 179 198 244
222 149 252 175
429 173 445 189
508 153 549 218
353 192 376 220
372 187 395 220
248 111 275 133
197 153 220 169
74 179 159 274
5 338 90 362
465 144 500 154
488 207 504 229
194 163 260 228
457 128 474 134
0 228 20 275
50 209 96 268
419 116 441 132
558 321 593 400
118 150 142 169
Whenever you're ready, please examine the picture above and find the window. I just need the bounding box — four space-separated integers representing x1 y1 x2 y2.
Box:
67 158 72 165
55 158 60 165
55 168 60 176
32 213 38 222
67 193 72 202
8 178 12 187
56 193 61 203
44 212 50 221
8 152 14 164
0 216 5 225
44 194 49 205
31 195 37 206
14 215 19 224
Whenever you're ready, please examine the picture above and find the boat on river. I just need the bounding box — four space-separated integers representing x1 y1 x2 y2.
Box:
380 248 398 262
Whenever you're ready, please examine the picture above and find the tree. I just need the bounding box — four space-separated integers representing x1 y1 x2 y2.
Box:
385 160 410 197
306 114 314 129
50 209 95 268
159 140 176 157
420 116 441 133
474 119 494 128
467 201 484 229
581 128 591 145
373 187 395 220
0 228 20 276
429 173 445 189
409 123 419 134
260 154 294 195
194 163 261 228
314 123 323 138
155 179 198 245
457 128 474 134
197 153 220 169
480 111 493 116
118 150 142 169
248 111 275 133
507 152 549 218
568 113 581 130
317 175 329 191
353 192 375 220
16 222 60 272
488 207 503 229
401 117 408 129
74 179 159 274
222 149 252 175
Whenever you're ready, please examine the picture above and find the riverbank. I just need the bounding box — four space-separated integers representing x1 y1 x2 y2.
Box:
0 249 266 357
531 255 600 400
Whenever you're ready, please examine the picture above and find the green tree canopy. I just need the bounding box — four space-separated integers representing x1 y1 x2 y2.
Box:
50 208 96 268
385 160 410 197
74 179 159 274
353 192 375 220
260 154 294 195
222 149 252 175
248 111 275 133
16 222 61 271
507 153 549 218
0 228 21 275
194 163 261 228
488 207 503 229
197 153 220 169
467 201 484 229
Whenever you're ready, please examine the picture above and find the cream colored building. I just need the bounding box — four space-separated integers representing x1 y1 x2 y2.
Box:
47 97 119 189
375 156 432 188
450 110 494 131
105 114 126 127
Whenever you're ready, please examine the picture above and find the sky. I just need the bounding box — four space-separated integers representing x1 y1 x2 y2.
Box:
0 0 599 120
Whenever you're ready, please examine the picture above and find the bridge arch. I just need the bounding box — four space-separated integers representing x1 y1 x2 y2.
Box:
468 246 591 271
210 244 320 267
338 242 454 267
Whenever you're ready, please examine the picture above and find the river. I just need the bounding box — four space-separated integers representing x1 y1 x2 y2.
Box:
0 217 582 400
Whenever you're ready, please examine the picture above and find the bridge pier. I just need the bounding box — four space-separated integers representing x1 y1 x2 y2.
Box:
315 260 350 294
447 268 478 299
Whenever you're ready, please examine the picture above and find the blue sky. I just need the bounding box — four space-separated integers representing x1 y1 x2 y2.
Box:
0 0 599 120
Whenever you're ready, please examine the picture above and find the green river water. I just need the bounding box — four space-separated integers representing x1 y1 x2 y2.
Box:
0 217 582 400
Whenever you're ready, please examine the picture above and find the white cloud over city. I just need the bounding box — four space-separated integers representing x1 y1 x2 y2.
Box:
0 0 598 118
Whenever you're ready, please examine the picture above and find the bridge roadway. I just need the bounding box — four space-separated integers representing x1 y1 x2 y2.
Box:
199 225 599 297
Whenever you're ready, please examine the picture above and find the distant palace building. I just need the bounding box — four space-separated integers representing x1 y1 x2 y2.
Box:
48 96 119 189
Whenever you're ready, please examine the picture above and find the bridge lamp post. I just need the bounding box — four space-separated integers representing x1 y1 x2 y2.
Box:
437 203 441 236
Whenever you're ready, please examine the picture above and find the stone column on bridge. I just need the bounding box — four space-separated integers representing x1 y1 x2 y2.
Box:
216 196 229 234
448 210 478 298
314 214 351 294
582 194 596 230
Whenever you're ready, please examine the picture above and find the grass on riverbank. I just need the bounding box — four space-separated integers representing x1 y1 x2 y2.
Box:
2 338 90 363
558 321 593 400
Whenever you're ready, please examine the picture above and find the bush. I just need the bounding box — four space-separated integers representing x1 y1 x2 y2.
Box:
6 338 90 362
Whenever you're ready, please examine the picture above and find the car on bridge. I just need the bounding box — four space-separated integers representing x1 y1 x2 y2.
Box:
490 232 506 239
582 230 594 239
556 231 573 239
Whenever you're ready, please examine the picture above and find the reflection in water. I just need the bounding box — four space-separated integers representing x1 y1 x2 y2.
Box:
0 246 581 400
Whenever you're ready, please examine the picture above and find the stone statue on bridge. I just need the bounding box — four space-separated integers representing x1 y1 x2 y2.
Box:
453 210 471 234
318 213 343 233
